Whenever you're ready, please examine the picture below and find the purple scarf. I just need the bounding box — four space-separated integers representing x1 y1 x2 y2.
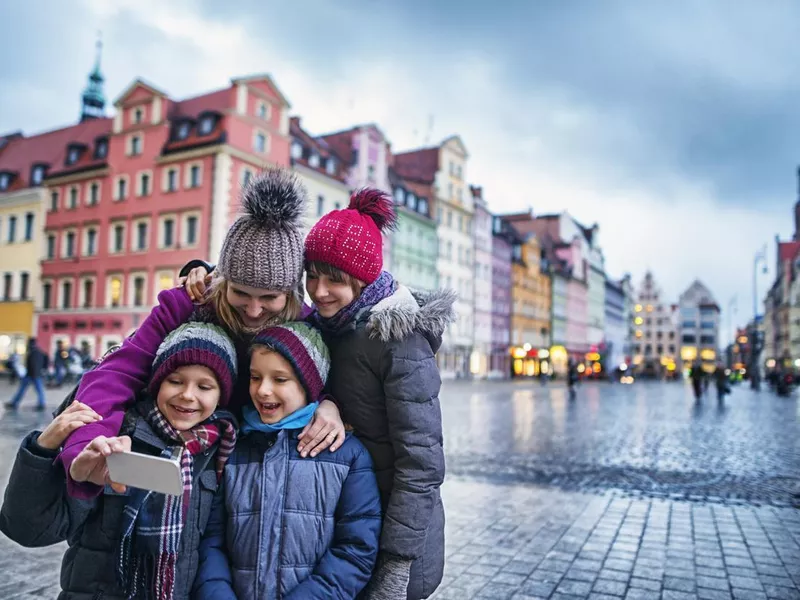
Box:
309 271 396 335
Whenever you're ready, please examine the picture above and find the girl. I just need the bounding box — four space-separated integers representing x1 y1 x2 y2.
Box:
194 322 382 598
0 322 239 599
59 168 345 499
304 189 455 600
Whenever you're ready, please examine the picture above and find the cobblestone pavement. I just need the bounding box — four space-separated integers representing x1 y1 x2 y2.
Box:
0 379 798 599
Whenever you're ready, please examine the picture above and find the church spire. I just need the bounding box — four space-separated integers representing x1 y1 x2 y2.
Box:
81 34 106 122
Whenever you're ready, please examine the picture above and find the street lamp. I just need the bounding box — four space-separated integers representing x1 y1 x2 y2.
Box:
751 245 768 390
727 296 737 364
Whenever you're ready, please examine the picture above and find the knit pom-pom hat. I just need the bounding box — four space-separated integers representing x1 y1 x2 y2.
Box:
304 188 397 284
251 322 330 402
150 322 238 407
217 168 307 291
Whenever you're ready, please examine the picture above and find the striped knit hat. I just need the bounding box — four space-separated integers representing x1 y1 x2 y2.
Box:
251 322 330 402
149 322 238 407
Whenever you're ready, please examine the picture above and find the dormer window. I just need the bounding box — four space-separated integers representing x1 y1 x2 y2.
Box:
134 108 143 124
325 158 336 175
198 116 214 135
67 147 80 165
394 188 404 205
257 102 269 120
0 173 10 191
30 165 46 186
407 192 417 211
94 138 108 159
290 143 303 160
309 153 320 168
418 198 429 216
177 122 191 140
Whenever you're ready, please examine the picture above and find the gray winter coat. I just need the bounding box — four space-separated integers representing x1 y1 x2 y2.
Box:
0 405 222 600
322 285 455 600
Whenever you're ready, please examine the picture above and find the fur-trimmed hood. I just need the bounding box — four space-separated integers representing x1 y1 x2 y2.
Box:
365 285 457 349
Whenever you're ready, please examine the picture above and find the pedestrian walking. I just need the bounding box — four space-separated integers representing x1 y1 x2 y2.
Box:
52 339 68 387
691 361 704 400
5 338 48 411
714 363 729 402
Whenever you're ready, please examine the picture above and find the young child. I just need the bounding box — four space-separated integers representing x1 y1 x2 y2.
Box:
304 189 455 600
0 322 239 600
193 322 382 599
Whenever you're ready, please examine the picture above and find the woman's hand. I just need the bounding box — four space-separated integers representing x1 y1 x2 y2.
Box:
177 266 211 302
37 402 103 451
69 434 132 493
297 399 346 458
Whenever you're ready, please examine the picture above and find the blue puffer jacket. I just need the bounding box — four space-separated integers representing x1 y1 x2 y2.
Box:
193 428 382 599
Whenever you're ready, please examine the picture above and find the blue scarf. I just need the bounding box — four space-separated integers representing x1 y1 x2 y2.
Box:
241 401 319 434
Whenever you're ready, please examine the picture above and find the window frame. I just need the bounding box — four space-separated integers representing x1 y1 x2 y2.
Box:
109 221 127 255
182 211 201 248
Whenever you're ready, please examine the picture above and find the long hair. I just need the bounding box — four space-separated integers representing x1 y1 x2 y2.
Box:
205 276 303 337
305 260 365 299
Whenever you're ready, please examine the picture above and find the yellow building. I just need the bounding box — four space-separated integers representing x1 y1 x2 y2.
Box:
0 183 46 366
509 232 552 377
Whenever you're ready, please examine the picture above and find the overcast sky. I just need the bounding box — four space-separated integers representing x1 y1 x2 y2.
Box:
1 0 796 344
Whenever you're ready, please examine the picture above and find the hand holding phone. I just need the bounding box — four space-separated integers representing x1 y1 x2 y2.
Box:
106 450 183 496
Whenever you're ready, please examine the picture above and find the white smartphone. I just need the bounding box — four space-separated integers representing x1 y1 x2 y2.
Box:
106 451 183 496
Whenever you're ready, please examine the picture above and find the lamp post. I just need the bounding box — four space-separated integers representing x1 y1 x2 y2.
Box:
751 245 768 390
727 296 737 367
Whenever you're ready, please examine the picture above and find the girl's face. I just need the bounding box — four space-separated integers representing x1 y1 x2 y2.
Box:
249 348 307 423
306 269 364 318
156 365 220 431
225 282 288 328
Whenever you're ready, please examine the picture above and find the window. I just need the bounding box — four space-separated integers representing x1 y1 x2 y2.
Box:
326 158 336 175
135 221 148 251
95 139 108 159
700 335 715 345
46 234 55 259
20 273 29 300
42 282 52 309
166 168 178 192
394 188 404 205
109 276 122 308
333 202 341 210
0 173 9 190
50 190 59 212
448 183 453 199
407 193 417 210
162 218 175 248
257 102 269 120
189 165 200 188
69 186 78 209
367 165 375 181
88 182 99 206
24 213 33 241
317 195 324 217
254 132 267 153
177 122 191 140
112 224 125 253
130 135 141 156
8 215 16 242
241 169 252 188
65 231 76 258
199 117 214 135
66 148 80 165
447 211 453 227
682 334 696 344
61 280 72 309
82 278 94 308
85 228 97 256
185 215 198 246
2 273 10 300
291 143 303 160
309 153 320 168
133 276 146 307
31 165 44 185
134 108 143 124
139 172 151 196
116 177 128 200
418 198 429 216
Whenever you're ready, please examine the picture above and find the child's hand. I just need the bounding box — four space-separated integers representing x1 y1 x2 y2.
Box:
37 401 103 450
297 398 346 458
177 266 211 302
69 435 132 493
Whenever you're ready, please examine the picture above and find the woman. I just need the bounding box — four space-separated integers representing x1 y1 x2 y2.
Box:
60 168 345 498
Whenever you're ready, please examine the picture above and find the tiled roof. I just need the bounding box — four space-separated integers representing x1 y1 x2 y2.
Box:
290 117 347 182
170 88 230 118
319 128 356 165
0 118 112 188
393 146 439 184
779 241 800 263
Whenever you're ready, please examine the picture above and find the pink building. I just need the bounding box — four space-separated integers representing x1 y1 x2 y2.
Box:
30 61 291 357
556 238 590 357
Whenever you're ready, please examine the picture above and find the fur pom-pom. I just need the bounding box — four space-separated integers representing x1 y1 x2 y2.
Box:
241 168 307 227
348 188 398 232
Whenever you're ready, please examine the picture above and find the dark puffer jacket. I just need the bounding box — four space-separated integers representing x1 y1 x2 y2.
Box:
322 285 455 600
0 403 223 600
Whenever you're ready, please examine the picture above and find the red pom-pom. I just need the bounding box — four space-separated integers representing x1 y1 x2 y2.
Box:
348 188 398 232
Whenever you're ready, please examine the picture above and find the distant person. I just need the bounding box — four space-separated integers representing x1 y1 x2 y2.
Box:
53 340 68 387
690 361 704 400
5 338 47 411
5 350 21 384
714 363 729 402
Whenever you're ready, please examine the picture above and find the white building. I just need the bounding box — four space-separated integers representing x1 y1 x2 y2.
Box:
677 280 721 373
470 185 493 378
632 271 679 378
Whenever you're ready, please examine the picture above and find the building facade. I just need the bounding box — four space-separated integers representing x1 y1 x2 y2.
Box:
604 277 627 376
677 280 721 374
470 186 493 378
490 217 514 378
395 136 472 378
631 271 678 378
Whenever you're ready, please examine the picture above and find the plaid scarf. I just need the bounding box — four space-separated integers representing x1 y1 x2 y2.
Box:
116 405 237 600
309 271 396 336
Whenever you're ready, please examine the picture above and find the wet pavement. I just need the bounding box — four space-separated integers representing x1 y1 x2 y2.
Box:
0 379 798 599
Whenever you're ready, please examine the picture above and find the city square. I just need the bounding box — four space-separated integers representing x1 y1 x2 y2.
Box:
1 378 798 599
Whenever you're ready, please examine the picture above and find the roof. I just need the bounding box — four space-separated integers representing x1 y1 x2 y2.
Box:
779 241 800 263
0 118 112 188
170 88 230 119
393 146 439 184
230 74 291 108
289 117 346 183
319 128 356 165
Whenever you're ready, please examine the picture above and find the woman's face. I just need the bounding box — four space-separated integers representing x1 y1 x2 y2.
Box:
225 282 288 328
306 271 363 318
156 365 220 431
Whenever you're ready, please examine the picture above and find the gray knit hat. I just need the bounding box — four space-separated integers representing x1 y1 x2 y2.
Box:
216 168 307 291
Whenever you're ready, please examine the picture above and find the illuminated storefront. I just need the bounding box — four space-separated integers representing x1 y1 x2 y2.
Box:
510 344 550 377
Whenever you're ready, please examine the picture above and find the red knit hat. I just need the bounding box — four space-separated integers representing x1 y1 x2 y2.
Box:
304 188 397 284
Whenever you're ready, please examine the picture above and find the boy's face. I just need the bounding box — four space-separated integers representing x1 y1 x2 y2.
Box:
249 348 307 424
306 270 361 318
156 365 220 431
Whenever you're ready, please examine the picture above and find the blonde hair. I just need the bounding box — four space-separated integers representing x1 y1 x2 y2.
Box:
204 276 303 337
